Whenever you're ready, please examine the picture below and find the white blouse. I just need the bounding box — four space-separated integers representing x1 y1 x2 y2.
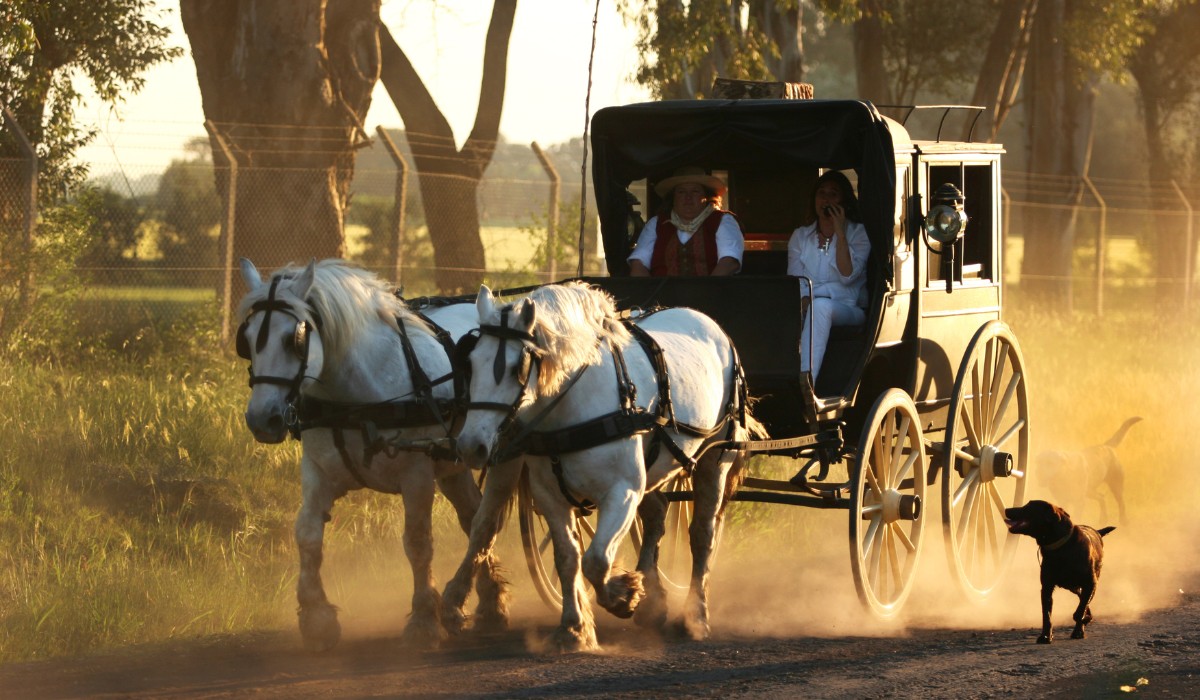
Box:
786 221 870 306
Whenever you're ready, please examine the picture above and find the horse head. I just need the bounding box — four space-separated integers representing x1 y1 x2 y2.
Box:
455 285 543 466
237 258 326 443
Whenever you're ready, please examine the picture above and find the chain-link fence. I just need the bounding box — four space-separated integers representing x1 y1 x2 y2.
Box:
3 118 1199 348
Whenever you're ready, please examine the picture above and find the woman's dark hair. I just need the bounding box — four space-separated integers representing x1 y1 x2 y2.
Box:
809 170 860 224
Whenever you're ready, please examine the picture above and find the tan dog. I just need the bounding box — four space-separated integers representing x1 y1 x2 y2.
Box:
1037 417 1140 525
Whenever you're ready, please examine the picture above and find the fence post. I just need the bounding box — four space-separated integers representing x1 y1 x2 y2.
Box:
205 121 238 343
531 142 561 282
1082 175 1106 316
375 126 409 286
1170 179 1193 311
3 107 37 313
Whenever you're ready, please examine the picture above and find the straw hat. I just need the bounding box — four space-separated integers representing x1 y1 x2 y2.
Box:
654 166 727 198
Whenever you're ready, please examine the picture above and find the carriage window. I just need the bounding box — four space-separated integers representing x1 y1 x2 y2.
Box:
926 163 996 287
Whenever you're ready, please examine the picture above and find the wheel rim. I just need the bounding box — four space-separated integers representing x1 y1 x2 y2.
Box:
850 389 926 618
654 474 697 594
941 322 1029 600
517 469 643 611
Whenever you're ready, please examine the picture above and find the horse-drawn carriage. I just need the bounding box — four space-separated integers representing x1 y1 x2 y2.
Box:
236 97 1030 651
562 97 1030 617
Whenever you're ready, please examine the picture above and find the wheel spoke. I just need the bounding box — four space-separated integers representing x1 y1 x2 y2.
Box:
897 448 919 485
869 520 884 588
873 428 888 487
886 526 901 601
864 456 883 496
890 414 911 485
961 400 982 453
987 478 1008 514
980 344 995 439
992 417 1026 451
892 522 916 553
990 362 1017 431
984 482 1003 571
538 531 553 557
861 503 883 518
955 476 981 543
953 445 980 465
952 467 979 508
970 363 984 447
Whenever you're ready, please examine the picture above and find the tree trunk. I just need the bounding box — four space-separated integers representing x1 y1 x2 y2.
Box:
965 0 1038 142
853 0 893 105
181 0 379 281
376 1 516 294
1022 0 1097 309
755 0 804 82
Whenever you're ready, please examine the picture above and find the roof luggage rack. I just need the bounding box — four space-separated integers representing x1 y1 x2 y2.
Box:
875 104 986 142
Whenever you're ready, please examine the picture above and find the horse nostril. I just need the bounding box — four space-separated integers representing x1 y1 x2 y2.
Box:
472 443 489 464
266 413 284 433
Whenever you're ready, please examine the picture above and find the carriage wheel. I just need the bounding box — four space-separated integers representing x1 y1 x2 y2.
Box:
941 321 1030 601
517 467 644 610
850 389 927 618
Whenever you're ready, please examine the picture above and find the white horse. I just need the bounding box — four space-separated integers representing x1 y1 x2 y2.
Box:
237 258 508 651
451 281 759 651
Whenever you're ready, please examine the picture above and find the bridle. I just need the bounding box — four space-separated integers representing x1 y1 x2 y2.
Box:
236 275 317 409
459 306 547 438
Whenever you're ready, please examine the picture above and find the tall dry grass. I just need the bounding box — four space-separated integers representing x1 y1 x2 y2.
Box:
1 287 1197 662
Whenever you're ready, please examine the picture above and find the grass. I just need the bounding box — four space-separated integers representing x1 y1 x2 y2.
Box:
2 243 1198 662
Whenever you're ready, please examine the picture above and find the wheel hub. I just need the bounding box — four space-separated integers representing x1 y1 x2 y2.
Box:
979 445 1013 483
881 489 922 523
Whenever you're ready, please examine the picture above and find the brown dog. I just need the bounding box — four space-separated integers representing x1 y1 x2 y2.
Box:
1004 500 1115 644
1037 416 1140 525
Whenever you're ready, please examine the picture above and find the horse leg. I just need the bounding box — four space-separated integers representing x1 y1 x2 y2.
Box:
295 460 343 652
438 459 519 635
581 490 645 620
398 467 446 649
633 491 670 629
528 468 597 652
681 450 736 641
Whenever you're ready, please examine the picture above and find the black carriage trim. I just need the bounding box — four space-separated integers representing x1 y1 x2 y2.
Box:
236 275 322 404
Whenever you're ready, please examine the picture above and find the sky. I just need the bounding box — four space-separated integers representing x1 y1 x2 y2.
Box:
75 0 652 173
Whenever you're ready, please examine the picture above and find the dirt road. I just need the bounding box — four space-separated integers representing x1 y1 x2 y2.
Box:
3 527 1197 699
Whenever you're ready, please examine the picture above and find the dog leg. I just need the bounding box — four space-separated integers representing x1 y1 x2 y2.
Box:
1039 584 1054 644
1071 583 1097 639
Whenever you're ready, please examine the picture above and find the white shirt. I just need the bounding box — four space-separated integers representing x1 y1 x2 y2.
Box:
786 221 870 306
626 213 745 270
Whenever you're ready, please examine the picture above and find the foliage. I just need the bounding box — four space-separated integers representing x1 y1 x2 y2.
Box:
152 152 220 268
0 0 182 342
75 186 145 274
619 0 800 99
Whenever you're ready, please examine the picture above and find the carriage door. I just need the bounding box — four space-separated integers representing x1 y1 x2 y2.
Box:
912 154 1002 417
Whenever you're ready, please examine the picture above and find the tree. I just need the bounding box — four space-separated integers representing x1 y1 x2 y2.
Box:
620 0 807 99
181 0 380 281
376 1 517 293
1127 0 1200 303
0 0 180 341
153 138 221 276
1021 0 1147 305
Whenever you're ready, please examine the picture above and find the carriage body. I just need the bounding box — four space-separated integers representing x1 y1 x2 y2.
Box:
576 99 1028 616
586 98 1005 446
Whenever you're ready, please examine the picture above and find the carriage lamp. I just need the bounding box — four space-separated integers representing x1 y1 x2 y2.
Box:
923 183 968 250
923 183 968 293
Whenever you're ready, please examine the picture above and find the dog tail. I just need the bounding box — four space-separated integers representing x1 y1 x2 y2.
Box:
1098 526 1116 537
1104 416 1143 448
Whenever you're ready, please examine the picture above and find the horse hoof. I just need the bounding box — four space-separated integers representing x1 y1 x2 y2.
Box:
440 605 469 636
472 608 509 634
681 616 711 642
603 571 645 619
403 617 448 649
1071 628 1086 640
298 604 341 652
553 626 598 653
633 594 668 629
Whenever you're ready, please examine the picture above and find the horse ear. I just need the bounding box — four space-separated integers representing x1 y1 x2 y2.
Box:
519 298 537 329
476 285 496 320
291 259 317 299
240 258 264 291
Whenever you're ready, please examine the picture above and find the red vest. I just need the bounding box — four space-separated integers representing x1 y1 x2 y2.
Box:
649 211 730 276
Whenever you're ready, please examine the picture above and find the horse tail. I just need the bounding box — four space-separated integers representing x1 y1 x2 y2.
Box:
1104 416 1143 448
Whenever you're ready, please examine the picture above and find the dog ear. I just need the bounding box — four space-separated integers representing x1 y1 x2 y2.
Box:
1050 503 1072 527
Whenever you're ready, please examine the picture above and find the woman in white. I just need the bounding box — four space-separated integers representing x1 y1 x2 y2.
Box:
786 170 870 383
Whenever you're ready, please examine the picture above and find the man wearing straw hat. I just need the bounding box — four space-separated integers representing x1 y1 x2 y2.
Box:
627 166 744 276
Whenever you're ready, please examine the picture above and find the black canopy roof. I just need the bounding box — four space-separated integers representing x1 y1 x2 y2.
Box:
590 99 899 275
